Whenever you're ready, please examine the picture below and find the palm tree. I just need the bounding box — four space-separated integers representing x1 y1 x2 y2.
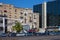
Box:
12 21 23 33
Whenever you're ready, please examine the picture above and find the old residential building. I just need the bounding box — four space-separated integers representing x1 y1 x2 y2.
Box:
0 3 39 32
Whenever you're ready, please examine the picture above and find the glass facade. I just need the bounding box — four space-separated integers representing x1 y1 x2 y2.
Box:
33 4 42 28
33 0 60 28
47 0 60 27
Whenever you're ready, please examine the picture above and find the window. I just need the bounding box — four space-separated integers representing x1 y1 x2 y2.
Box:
4 14 7 17
25 13 27 16
15 13 17 14
34 15 36 19
22 21 23 23
4 7 6 9
30 17 31 19
15 9 17 12
29 13 31 14
0 27 3 31
20 12 23 14
9 17 11 18
9 8 11 9
4 10 7 12
9 5 11 7
10 13 11 14
34 22 37 25
15 16 17 17
5 19 7 24
0 20 3 23
26 9 28 10
0 10 2 13
15 20 17 22
9 15 11 16
29 17 32 22
0 5 3 7
20 16 23 19
29 20 32 22
25 18 27 23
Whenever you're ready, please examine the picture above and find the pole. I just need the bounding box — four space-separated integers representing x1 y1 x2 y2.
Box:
3 17 5 33
32 13 34 35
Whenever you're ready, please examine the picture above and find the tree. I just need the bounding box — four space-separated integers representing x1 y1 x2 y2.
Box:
12 21 23 33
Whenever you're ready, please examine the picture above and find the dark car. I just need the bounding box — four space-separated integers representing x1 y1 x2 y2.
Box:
8 33 16 37
34 32 46 36
25 33 33 36
0 33 8 37
46 31 60 36
49 31 60 35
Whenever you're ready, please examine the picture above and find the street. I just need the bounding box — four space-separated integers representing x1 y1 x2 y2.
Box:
0 35 60 40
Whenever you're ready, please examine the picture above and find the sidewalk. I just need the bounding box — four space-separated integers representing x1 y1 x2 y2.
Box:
0 35 60 40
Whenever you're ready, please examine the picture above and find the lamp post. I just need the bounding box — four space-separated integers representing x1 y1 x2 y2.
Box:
3 17 5 33
32 13 34 35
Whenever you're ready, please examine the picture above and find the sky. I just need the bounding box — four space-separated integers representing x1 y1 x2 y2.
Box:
0 0 53 8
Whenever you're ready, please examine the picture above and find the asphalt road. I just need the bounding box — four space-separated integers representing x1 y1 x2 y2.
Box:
0 35 60 40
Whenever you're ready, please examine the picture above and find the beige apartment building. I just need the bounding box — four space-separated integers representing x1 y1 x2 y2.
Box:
0 3 39 32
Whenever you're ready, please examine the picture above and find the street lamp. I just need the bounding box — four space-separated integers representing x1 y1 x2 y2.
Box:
32 13 34 35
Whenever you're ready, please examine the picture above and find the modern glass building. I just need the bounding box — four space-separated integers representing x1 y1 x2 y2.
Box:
33 0 60 28
33 4 42 28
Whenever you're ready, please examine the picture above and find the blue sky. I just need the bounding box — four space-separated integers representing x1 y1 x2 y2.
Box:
0 0 53 8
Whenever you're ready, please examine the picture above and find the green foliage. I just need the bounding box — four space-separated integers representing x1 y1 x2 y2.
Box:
12 21 23 33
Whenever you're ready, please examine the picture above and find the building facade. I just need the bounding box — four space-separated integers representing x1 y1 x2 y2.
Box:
33 0 60 28
0 3 39 32
0 15 7 33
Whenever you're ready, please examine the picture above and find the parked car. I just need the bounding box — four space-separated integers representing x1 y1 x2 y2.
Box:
8 33 16 37
34 32 46 36
45 30 60 36
16 33 26 37
49 31 60 35
25 33 33 36
0 33 8 37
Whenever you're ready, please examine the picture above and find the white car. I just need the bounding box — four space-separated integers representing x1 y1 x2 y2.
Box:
16 33 25 37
